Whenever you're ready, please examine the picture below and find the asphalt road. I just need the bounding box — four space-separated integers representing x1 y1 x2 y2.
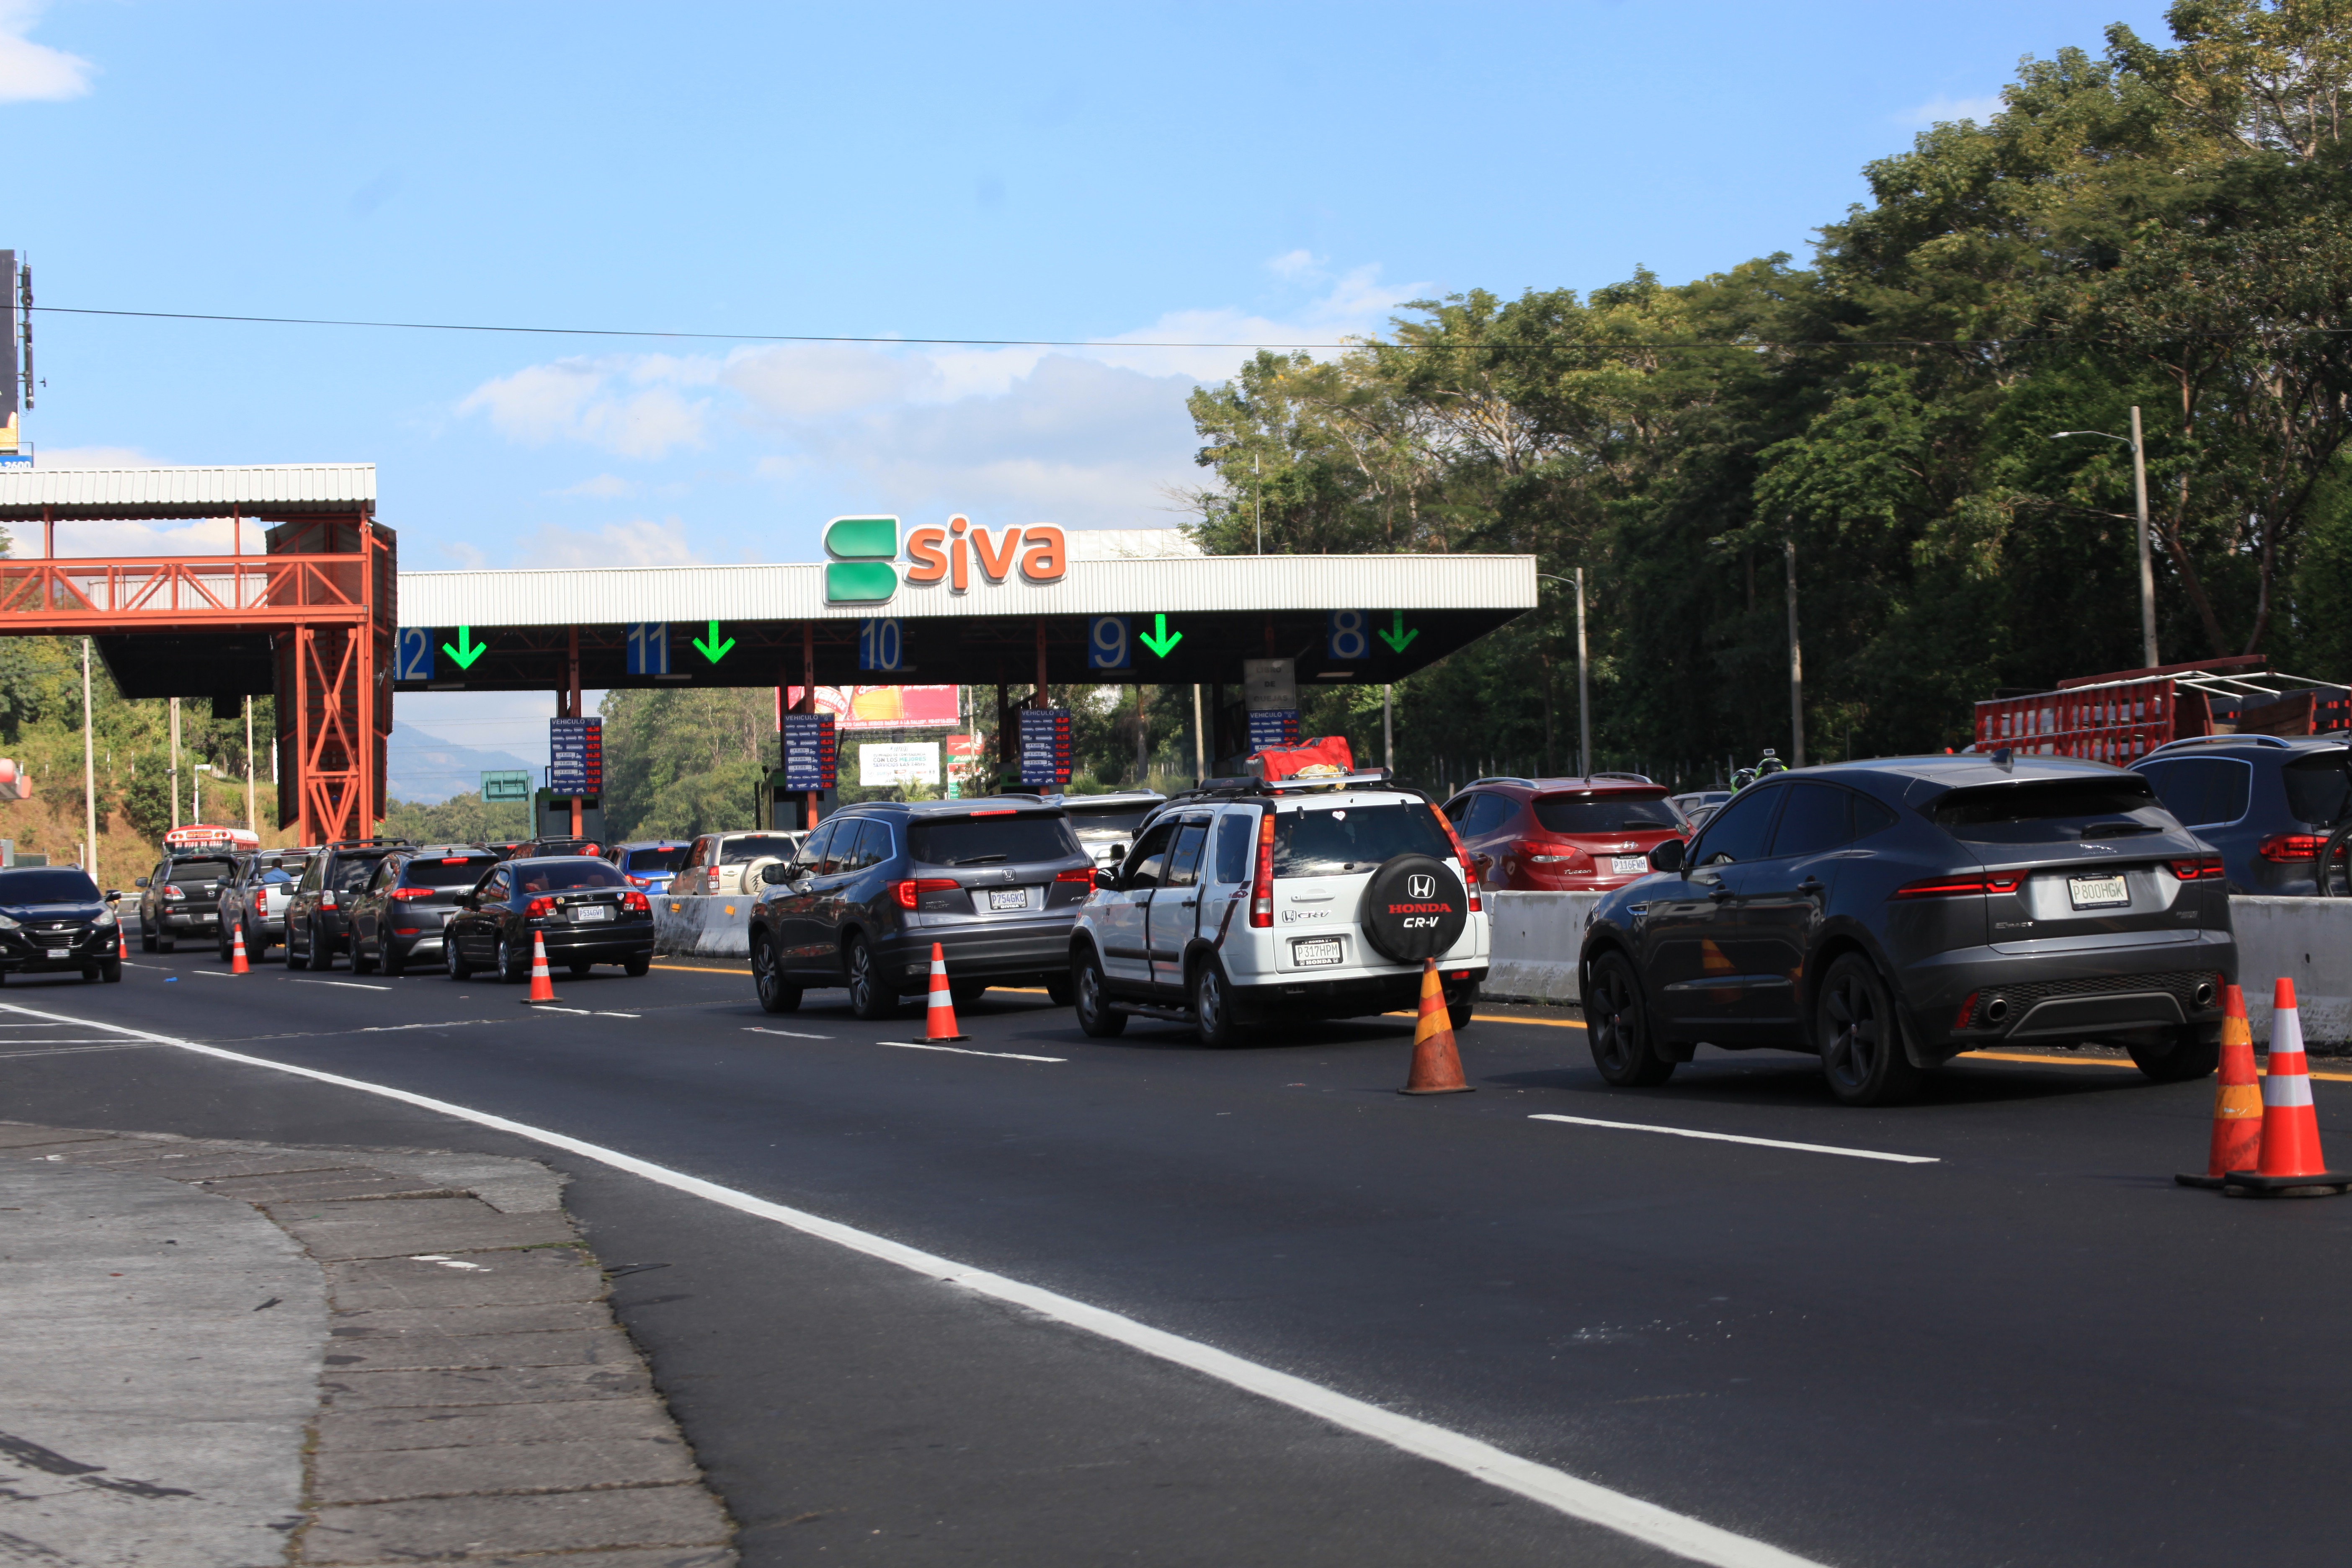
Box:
8 935 2351 1567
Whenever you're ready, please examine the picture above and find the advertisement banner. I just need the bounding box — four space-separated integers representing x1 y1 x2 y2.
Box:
779 684 961 731
859 741 941 787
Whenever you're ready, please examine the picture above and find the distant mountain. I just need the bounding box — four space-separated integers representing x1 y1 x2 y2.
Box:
387 721 539 805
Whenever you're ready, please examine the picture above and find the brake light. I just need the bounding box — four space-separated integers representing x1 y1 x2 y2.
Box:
706 867 721 892
1054 868 1093 885
1430 808 1483 913
390 887 435 901
393 927 422 936
525 896 557 918
320 890 338 909
2169 856 2225 880
969 808 1016 816
251 890 267 911
1892 872 2024 899
439 856 471 864
1516 839 1589 869
1250 808 1276 928
623 890 650 913
891 877 958 910
163 884 185 900
629 875 654 887
2259 834 2326 862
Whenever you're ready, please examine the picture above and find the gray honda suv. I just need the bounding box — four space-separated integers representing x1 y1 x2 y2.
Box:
748 798 1093 1017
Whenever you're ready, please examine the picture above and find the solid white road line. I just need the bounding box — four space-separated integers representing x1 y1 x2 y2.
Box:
1529 1114 1938 1165
875 1039 1068 1063
186 967 235 978
285 978 393 992
0 999 1827 1568
743 1026 832 1040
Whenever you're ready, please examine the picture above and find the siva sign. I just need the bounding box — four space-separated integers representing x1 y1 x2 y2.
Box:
824 514 1068 604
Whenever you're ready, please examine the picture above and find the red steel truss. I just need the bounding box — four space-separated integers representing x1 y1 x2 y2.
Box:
0 513 393 844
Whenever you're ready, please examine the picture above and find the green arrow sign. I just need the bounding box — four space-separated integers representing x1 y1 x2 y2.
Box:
1375 610 1418 653
1138 613 1183 658
442 627 487 669
692 620 735 664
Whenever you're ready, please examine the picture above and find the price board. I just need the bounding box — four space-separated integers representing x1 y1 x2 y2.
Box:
1018 707 1074 787
1247 709 1302 751
781 711 838 791
549 716 603 796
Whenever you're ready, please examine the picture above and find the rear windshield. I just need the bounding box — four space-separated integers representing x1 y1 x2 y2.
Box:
400 855 498 888
625 846 691 873
1273 802 1452 878
335 854 392 891
0 869 100 903
1532 792 1681 834
719 835 800 864
2284 754 2352 825
1062 802 1159 835
169 858 237 882
513 860 628 894
908 813 1081 867
1928 780 2175 844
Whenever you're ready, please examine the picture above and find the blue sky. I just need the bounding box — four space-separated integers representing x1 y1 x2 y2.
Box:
1 0 2173 760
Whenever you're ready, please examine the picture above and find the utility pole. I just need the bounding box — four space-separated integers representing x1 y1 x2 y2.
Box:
2130 405 2157 668
1574 567 1592 778
80 639 94 885
1253 451 1262 554
168 696 181 829
1785 538 1806 769
1382 683 1393 772
1191 684 1205 784
1134 684 1147 784
244 695 256 831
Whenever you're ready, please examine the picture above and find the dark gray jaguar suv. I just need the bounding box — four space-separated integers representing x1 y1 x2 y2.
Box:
1577 754 2235 1105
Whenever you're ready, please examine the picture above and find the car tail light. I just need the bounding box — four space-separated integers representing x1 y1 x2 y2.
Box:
1250 809 1276 928
2259 833 2326 862
525 896 557 918
439 856 471 864
891 877 957 910
706 867 721 892
1431 809 1483 913
390 887 435 901
623 890 650 913
1516 839 1589 869
163 884 184 900
628 874 654 887
393 927 422 937
1054 868 1093 885
2169 856 2224 880
1892 872 2024 899
251 890 267 912
320 890 338 909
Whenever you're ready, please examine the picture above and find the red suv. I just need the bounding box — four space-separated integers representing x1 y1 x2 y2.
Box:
1439 775 1689 891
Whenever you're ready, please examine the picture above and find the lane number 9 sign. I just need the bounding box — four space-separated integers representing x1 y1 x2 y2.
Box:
1088 616 1130 670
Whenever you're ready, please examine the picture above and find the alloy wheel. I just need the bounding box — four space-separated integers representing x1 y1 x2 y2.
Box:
1591 965 1638 1075
1821 970 1883 1093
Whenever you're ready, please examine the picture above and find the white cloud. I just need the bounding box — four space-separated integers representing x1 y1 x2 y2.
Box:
456 357 709 459
723 343 933 418
512 516 704 569
0 3 90 103
1267 248 1321 280
1897 92 2005 127
554 473 634 499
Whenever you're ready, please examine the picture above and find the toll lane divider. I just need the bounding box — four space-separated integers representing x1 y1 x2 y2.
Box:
654 894 755 959
6 998 1827 1568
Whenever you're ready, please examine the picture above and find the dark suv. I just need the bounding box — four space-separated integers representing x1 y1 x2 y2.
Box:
135 851 240 951
345 844 503 975
1578 756 2234 1106
748 799 1093 1017
1441 774 1689 892
284 838 413 970
2133 735 2352 895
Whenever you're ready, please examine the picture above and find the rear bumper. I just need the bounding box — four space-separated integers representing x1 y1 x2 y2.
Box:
1902 931 2236 1055
157 908 217 931
531 920 655 962
1231 965 1489 1024
877 919 1078 985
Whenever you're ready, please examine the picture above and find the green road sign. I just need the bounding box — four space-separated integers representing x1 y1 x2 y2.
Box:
443 626 487 669
692 620 735 664
481 769 531 802
1138 613 1183 658
1375 610 1419 653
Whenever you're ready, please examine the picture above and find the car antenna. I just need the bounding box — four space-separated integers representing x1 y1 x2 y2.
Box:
1992 746 2014 772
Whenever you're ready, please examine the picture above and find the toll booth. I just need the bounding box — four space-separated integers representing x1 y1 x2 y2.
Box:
534 790 605 843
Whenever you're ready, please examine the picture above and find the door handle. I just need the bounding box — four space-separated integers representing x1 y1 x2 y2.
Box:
1707 884 1734 903
1798 877 1825 896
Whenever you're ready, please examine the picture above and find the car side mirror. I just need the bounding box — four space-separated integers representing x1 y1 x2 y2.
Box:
104 890 120 902
761 862 789 885
134 877 150 888
1648 839 1686 874
1094 868 1117 891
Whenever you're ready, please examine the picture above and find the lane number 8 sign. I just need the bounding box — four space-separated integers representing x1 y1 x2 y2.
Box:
1327 609 1369 660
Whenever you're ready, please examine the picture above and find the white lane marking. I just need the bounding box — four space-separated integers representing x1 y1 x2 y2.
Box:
743 1026 832 1040
0 999 1826 1568
1529 1114 1939 1166
360 1021 493 1034
285 979 393 992
186 967 236 978
531 1005 595 1015
875 1039 1067 1063
595 1011 641 1019
0 1043 163 1058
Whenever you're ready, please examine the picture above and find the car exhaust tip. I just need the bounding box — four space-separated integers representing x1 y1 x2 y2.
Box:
1984 996 2011 1024
2193 980 2216 1008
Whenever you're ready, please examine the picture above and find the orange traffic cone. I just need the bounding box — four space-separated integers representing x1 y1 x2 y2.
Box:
230 921 250 975
2226 977 2352 1197
923 943 967 1042
2177 984 2259 1188
1400 957 1473 1095
522 930 558 1006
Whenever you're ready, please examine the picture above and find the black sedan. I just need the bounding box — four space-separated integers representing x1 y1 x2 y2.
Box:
444 856 654 983
0 866 122 983
1578 755 2235 1106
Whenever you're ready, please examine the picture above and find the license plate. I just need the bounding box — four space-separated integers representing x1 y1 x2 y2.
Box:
44 947 67 959
1611 855 1648 875
988 889 1028 911
573 904 613 922
1292 937 1343 967
2068 874 2130 910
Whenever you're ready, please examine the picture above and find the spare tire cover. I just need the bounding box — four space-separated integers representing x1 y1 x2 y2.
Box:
1358 854 1469 963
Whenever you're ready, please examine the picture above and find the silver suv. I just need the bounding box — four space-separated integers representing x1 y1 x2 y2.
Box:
1068 772 1489 1045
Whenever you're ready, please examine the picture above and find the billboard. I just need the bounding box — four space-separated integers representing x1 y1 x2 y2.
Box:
859 742 940 787
778 684 962 731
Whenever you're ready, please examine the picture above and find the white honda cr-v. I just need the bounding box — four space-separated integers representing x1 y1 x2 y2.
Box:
1066 771 1489 1044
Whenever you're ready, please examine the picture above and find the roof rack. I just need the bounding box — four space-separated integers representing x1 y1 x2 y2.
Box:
1467 775 1536 788
325 836 412 848
1589 771 1655 785
2143 733 2297 756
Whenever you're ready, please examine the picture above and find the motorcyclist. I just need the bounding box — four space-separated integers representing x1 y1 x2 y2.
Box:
1754 748 1789 779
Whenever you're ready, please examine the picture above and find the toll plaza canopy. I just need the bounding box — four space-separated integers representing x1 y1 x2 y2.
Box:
394 528 1537 694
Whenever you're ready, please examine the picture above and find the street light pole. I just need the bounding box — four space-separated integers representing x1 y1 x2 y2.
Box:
1575 568 1591 778
2053 409 2159 668
1785 539 1805 769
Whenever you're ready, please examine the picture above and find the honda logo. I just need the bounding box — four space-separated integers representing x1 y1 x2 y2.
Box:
1407 874 1436 900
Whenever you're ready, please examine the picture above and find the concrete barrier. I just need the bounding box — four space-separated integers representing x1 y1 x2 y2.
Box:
1476 889 2352 1047
655 894 753 961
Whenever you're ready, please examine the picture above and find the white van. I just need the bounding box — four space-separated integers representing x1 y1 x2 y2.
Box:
1067 772 1488 1044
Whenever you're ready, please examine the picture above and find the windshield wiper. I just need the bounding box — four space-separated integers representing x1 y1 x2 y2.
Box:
2080 820 2160 839
944 854 1008 866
